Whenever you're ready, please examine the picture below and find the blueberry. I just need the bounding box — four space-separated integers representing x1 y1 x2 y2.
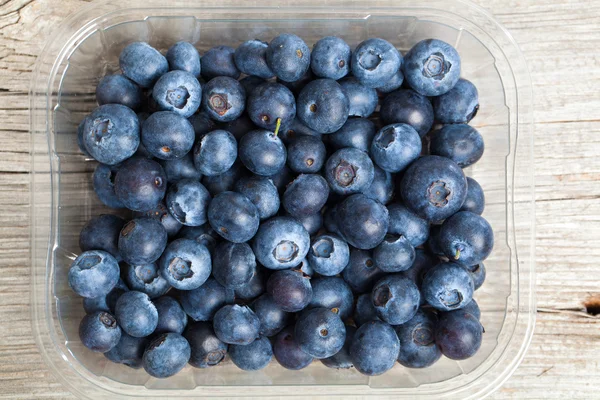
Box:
123 263 169 299
188 111 218 141
68 250 120 298
213 304 260 345
295 307 345 359
329 118 376 153
403 249 439 290
201 77 246 122
96 74 142 110
115 291 158 337
279 117 322 145
371 123 421 173
234 175 280 220
306 234 349 277
308 277 354 319
104 332 148 368
373 235 416 273
267 269 312 312
159 238 211 290
376 68 404 94
461 177 485 215
114 157 167 212
362 166 394 205
208 191 260 243
119 42 168 88
142 111 195 159
142 333 191 378
273 326 314 370
229 336 273 371
165 179 211 227
247 82 296 131
251 293 291 337
310 36 351 80
177 223 219 253
284 211 322 236
223 113 258 141
403 39 461 96
349 320 399 375
283 174 329 217
430 124 484 168
239 129 287 176
277 67 314 96
200 45 240 80
400 155 467 222
184 321 228 368
234 39 274 79
342 249 385 294
435 310 483 360
394 309 441 368
325 148 374 195
152 71 202 118
387 203 429 247
82 104 140 165
179 278 233 321
134 201 182 238
427 224 445 256
297 79 349 134
293 258 314 277
267 165 294 195
166 41 201 77
202 160 246 196
321 325 356 369
266 34 310 82
79 311 121 353
351 38 402 88
336 194 389 250
234 267 267 301
286 136 326 174
439 211 494 266
469 263 486 290
422 262 474 311
380 89 434 138
372 274 420 325
192 129 237 176
77 117 91 156
79 214 125 261
152 296 187 335
252 216 310 270
118 217 167 265
339 77 378 118
83 279 129 314
433 78 479 124
212 241 257 289
354 293 381 326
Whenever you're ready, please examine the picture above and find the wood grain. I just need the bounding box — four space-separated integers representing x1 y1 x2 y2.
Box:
1 0 599 398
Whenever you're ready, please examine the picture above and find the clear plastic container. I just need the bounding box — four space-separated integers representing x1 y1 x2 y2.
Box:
30 0 535 398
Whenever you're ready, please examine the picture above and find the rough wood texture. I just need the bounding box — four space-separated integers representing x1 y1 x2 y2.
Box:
1 0 599 398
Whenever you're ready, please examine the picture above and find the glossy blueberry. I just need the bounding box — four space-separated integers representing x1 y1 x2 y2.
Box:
283 174 329 217
295 307 345 359
96 74 142 110
350 320 399 375
376 68 404 94
188 111 218 141
266 34 310 82
354 293 381 326
119 42 168 88
387 203 429 247
212 241 257 289
285 211 322 236
234 267 267 301
247 82 296 131
166 41 201 77
308 277 354 319
267 165 294 195
325 148 374 195
234 175 280 220
152 71 202 118
143 333 191 378
234 39 274 79
208 191 260 243
373 234 416 273
267 269 312 312
351 38 402 88
142 111 195 159
339 77 378 118
79 311 121 353
435 309 483 360
469 263 486 291
362 165 394 205
123 263 169 299
202 160 245 196
310 36 351 80
430 124 484 168
200 45 240 80
69 250 120 298
286 136 326 174
394 309 441 368
336 194 389 250
165 179 211 227
371 123 421 173
239 129 287 176
422 262 474 311
159 238 211 290
115 291 158 337
192 129 237 176
342 249 385 294
380 89 434 137
461 177 485 215
372 274 420 325
439 211 494 266
403 39 461 96
201 77 245 122
177 223 219 253
184 321 228 368
213 304 260 345
252 216 310 270
461 299 481 320
229 335 273 371
134 201 182 238
104 332 147 368
114 157 167 212
400 155 467 222
306 234 349 277
223 112 258 141
433 78 479 124
321 324 356 369
82 104 140 165
118 217 167 265
279 117 322 145
251 293 291 337
274 326 314 370
153 296 187 334
79 214 124 261
329 117 376 153
297 79 349 134
83 279 129 314
403 249 439 290
180 278 233 321
77 117 90 156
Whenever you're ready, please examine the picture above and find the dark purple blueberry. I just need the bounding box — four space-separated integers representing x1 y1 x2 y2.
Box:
274 326 314 370
435 309 483 360
380 89 434 137
114 157 167 212
234 267 267 302
188 111 218 141
267 269 313 312
251 293 291 337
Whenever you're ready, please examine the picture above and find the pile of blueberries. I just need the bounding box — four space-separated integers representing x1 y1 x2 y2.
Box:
71 33 491 379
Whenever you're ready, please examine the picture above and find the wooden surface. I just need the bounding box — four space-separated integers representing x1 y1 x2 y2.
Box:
1 0 599 398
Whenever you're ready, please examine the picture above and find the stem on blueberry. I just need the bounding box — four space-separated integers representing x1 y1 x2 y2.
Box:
454 248 461 260
273 117 282 137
